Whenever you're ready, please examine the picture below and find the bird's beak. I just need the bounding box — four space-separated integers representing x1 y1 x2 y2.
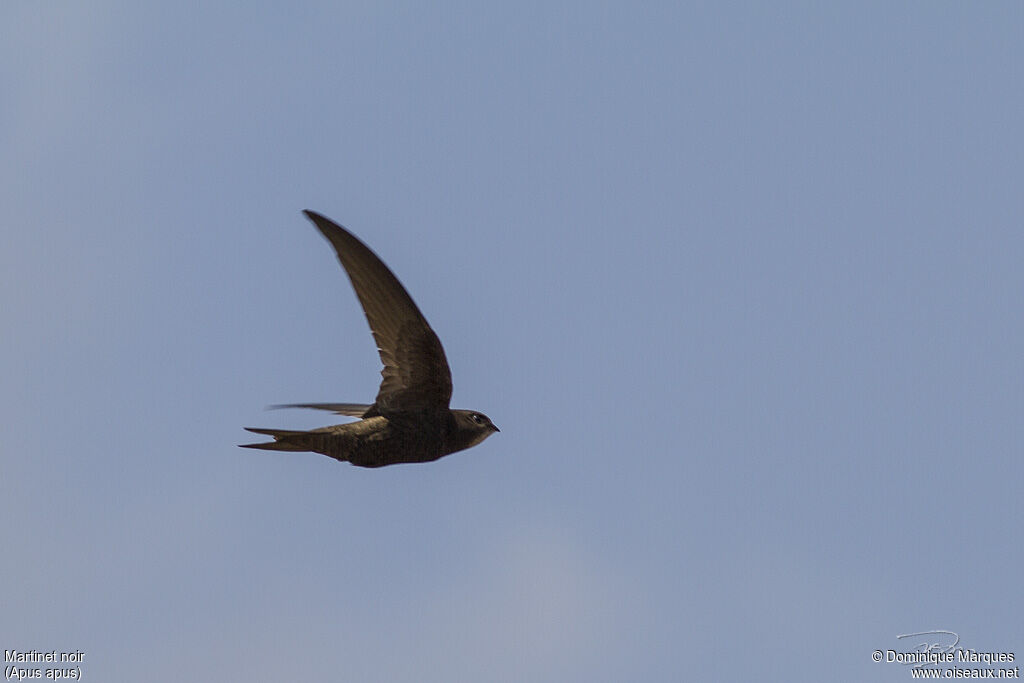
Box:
492 424 500 432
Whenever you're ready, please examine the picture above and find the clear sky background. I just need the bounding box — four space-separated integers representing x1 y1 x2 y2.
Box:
2 3 1021 681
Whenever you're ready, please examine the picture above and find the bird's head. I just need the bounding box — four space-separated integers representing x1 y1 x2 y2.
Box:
452 409 500 448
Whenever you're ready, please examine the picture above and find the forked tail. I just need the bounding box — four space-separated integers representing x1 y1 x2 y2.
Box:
239 427 312 452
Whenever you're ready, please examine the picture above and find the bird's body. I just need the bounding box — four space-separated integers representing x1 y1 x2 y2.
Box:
241 211 498 468
244 410 493 468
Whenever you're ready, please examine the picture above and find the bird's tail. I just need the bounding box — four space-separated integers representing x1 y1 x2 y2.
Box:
239 427 314 452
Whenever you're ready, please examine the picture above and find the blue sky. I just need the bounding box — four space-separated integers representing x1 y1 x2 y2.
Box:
2 2 1021 681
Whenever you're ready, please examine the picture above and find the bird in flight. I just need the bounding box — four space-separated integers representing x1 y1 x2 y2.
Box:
241 210 499 467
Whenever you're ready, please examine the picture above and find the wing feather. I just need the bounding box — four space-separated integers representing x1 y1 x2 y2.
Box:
303 210 453 414
269 403 373 417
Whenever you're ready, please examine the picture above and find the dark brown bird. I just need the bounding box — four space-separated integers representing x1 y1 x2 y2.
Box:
241 210 498 468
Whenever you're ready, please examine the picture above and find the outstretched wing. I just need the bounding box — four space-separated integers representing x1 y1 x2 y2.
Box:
304 210 453 414
270 403 372 417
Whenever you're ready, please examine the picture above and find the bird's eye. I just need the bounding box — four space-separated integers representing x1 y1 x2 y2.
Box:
471 413 483 423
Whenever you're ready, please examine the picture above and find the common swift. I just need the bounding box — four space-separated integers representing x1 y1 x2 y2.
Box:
241 210 499 468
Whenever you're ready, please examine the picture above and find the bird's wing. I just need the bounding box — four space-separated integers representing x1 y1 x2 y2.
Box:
304 210 453 414
269 403 373 417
